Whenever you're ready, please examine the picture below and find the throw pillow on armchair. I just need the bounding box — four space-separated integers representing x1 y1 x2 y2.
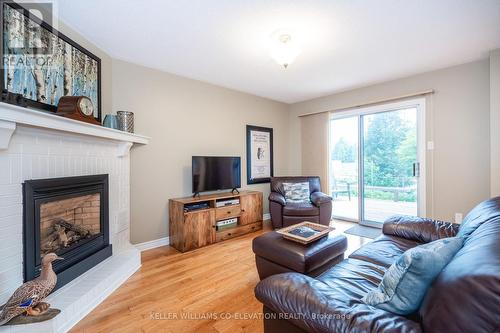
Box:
282 182 310 203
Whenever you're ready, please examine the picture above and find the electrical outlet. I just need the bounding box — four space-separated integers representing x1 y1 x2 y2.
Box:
454 213 463 224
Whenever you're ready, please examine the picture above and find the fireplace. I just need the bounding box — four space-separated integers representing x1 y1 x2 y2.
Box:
23 175 112 290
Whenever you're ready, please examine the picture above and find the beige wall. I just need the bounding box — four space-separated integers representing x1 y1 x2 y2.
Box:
111 60 289 244
490 49 500 196
288 60 491 222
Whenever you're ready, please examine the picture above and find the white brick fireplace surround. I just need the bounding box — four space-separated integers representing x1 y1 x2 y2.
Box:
0 103 150 333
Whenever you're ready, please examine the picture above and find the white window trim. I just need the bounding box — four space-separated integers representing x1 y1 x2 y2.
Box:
329 97 427 221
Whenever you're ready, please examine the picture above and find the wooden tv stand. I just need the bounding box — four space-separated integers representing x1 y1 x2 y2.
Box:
169 191 263 252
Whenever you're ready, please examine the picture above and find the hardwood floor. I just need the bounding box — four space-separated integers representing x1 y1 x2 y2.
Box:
70 220 370 333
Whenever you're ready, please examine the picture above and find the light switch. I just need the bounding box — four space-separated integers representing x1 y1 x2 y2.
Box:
427 141 435 150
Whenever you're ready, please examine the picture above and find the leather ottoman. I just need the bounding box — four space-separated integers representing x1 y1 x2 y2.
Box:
252 230 347 280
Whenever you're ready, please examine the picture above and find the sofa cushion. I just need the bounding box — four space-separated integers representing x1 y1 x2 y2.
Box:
317 258 388 299
349 235 421 268
362 237 464 315
283 182 310 203
457 197 500 238
283 201 319 216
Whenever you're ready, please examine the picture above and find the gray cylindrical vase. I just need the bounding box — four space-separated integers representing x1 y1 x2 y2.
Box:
117 111 134 133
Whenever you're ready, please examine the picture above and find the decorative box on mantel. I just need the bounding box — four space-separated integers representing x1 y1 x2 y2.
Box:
0 102 150 333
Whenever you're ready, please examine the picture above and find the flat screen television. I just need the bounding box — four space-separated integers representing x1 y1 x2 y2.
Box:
192 156 241 195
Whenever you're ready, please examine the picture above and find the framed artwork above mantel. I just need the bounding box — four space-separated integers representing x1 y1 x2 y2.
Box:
0 0 102 122
246 125 274 184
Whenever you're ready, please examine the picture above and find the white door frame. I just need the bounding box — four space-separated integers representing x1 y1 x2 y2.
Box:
330 98 426 224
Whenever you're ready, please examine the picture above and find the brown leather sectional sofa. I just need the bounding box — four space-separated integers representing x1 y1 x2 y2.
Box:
255 197 500 332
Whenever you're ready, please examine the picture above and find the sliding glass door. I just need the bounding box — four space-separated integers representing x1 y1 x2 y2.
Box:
361 108 419 224
330 117 359 221
329 99 425 226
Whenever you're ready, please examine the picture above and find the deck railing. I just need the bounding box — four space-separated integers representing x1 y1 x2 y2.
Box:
332 184 416 202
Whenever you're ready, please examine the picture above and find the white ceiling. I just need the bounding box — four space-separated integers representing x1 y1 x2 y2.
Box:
55 0 500 103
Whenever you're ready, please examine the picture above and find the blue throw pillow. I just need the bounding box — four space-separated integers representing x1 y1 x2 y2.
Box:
283 182 310 203
362 237 464 315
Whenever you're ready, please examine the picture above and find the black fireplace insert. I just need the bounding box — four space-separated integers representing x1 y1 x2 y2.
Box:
23 174 112 290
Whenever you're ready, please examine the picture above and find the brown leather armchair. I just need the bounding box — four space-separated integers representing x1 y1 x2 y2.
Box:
269 176 332 229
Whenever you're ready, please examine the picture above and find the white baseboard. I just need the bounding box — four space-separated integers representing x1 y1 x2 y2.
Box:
263 213 271 220
135 236 170 252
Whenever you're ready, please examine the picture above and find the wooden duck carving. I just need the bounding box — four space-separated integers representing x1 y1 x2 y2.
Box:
0 253 63 326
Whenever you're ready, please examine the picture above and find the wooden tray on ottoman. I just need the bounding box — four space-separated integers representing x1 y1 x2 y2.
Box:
276 221 334 245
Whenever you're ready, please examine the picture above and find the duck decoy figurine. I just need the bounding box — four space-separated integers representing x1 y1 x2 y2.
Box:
0 253 63 326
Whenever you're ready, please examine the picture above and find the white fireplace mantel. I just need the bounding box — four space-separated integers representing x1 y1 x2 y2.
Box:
0 101 148 333
0 102 150 156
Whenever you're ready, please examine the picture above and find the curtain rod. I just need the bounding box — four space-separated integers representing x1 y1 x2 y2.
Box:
298 89 434 117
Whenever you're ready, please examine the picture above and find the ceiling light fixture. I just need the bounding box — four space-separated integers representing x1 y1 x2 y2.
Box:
269 32 300 69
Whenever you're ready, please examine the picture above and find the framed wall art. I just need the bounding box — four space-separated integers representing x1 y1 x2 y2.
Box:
0 1 102 121
246 125 273 184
